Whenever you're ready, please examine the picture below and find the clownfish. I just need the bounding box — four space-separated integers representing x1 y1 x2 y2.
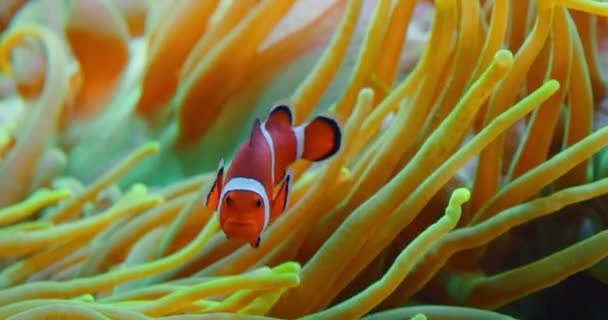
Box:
205 103 342 248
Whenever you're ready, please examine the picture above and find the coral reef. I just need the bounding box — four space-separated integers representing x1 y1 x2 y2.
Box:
1 0 608 318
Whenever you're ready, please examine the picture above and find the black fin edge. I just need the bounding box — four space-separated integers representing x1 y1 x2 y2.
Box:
205 161 224 208
269 104 293 125
309 116 342 162
281 173 291 212
205 180 217 206
254 236 261 248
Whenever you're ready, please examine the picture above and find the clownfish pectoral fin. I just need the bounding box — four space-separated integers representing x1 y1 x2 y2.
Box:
265 103 293 127
271 170 292 220
205 158 225 211
295 115 342 162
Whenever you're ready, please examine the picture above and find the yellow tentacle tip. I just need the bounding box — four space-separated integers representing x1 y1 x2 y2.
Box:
338 167 353 183
543 79 561 92
445 188 470 222
410 314 427 320
272 261 302 274
494 49 514 69
31 188 72 200
141 141 161 154
128 183 148 196
71 294 95 302
452 188 471 204
516 80 560 106
358 87 375 102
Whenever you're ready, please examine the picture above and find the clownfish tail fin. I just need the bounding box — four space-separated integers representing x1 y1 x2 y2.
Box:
294 115 342 162
266 103 293 127
205 158 225 211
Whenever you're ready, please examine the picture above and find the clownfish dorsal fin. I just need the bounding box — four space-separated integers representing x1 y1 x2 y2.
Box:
271 170 292 220
295 115 342 162
248 118 265 148
265 103 293 128
205 158 225 211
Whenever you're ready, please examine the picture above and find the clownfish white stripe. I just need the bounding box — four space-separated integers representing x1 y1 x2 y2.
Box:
260 124 276 183
220 177 271 232
293 124 305 159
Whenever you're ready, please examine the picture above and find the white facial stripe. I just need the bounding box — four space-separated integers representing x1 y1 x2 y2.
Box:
260 124 276 183
293 124 305 159
220 177 271 232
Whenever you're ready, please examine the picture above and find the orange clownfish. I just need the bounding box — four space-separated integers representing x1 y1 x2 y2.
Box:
205 104 342 248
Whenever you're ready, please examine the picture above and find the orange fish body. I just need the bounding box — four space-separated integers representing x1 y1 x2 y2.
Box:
205 104 341 248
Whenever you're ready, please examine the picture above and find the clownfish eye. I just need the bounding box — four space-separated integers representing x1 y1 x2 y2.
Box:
225 195 232 205
255 199 261 208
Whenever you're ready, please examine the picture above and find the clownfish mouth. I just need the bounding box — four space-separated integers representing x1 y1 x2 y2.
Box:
226 220 254 228
223 219 258 238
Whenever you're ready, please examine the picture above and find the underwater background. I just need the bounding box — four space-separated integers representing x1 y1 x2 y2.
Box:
1 0 608 319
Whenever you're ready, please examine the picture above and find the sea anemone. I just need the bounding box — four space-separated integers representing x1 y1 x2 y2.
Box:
1 0 608 319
